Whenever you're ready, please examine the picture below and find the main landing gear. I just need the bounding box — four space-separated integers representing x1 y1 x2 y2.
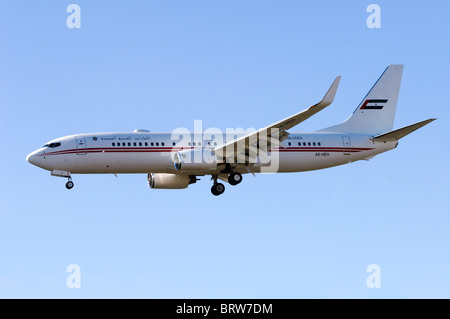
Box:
228 172 242 186
211 181 225 196
211 172 243 196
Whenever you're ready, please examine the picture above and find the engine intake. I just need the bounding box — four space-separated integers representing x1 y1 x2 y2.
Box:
147 173 191 189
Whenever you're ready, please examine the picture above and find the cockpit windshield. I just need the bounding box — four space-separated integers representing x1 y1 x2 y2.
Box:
42 142 61 149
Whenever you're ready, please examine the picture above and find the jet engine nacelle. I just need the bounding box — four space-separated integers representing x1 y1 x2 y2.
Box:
173 148 218 172
147 173 190 189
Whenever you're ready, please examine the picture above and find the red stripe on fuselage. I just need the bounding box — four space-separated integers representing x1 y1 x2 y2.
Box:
40 146 374 156
40 147 178 156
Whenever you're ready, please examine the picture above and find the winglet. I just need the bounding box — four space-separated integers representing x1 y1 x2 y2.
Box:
213 74 342 158
312 76 341 108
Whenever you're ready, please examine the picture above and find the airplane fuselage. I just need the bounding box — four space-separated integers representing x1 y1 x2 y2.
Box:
26 132 396 175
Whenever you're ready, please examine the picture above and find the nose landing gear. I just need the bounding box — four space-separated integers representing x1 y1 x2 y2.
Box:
50 170 74 190
65 178 74 190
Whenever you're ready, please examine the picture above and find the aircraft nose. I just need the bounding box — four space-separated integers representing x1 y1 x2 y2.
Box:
26 150 40 166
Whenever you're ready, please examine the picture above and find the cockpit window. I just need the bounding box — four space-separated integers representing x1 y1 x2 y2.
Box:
44 142 61 148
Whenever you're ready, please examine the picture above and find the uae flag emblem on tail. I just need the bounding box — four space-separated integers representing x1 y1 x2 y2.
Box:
360 99 388 110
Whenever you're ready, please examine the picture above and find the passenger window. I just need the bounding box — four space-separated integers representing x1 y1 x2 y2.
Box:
145 142 148 146
193 142 196 146
156 142 159 146
298 142 301 146
162 142 165 146
139 142 142 146
151 142 154 146
133 142 137 146
308 142 311 146
313 142 316 146
172 142 176 146
288 142 291 146
303 142 306 146
318 142 321 146
112 143 115 146
128 142 131 146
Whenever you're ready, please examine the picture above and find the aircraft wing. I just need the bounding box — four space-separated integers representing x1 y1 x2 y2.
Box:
214 76 341 161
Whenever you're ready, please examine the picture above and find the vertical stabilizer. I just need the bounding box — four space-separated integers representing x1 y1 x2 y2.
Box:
320 65 403 134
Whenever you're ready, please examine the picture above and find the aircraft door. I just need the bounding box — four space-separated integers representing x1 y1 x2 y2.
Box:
76 137 87 155
342 136 351 155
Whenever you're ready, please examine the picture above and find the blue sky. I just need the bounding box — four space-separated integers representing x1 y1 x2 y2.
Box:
0 1 449 298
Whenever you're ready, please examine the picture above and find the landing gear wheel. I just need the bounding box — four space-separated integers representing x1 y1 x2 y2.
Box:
65 181 74 190
211 183 225 196
228 172 242 186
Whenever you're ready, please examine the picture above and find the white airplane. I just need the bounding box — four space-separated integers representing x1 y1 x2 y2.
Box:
27 65 435 196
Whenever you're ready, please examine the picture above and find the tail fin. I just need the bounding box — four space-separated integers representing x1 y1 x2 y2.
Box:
320 65 404 134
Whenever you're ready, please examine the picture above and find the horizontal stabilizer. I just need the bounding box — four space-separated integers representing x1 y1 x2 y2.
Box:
371 118 436 142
